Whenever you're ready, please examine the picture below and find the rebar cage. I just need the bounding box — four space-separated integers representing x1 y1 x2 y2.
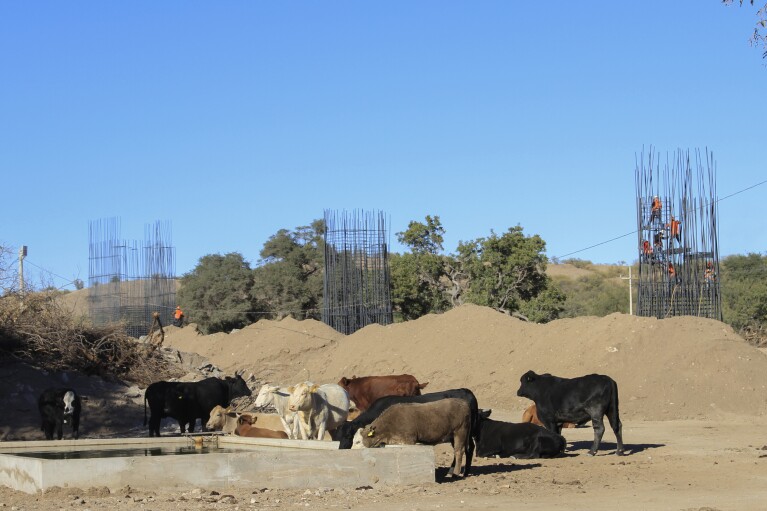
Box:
322 209 393 334
634 148 721 320
88 218 177 337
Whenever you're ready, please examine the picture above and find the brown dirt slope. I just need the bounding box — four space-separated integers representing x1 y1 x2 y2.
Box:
163 304 767 421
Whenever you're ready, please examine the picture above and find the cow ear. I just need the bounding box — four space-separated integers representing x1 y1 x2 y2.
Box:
340 377 348 385
367 427 375 437
287 386 294 393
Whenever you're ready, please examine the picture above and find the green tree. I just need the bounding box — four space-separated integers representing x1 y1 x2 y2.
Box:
177 252 256 334
389 252 450 321
391 216 451 320
721 253 767 331
457 226 563 319
396 215 445 255
251 220 325 320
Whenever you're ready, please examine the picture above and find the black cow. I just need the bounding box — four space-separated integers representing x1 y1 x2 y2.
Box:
337 388 481 477
38 387 81 440
162 374 252 434
475 409 565 459
517 370 625 456
144 381 184 437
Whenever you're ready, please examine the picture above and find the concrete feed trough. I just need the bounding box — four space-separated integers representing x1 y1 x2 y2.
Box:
0 435 435 494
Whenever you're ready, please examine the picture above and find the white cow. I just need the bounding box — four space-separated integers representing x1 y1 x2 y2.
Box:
287 382 350 441
205 405 241 434
254 384 299 439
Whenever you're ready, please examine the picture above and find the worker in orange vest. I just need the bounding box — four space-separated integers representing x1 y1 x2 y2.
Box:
666 216 681 243
649 196 662 225
173 306 184 327
642 240 653 262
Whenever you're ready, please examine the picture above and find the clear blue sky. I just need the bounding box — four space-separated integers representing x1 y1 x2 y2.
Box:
1 1 765 290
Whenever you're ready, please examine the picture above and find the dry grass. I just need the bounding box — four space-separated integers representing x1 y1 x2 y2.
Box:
0 291 181 386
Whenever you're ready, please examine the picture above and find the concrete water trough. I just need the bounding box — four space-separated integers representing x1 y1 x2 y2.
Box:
0 435 436 494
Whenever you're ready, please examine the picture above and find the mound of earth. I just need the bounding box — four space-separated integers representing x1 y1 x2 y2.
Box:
162 304 767 421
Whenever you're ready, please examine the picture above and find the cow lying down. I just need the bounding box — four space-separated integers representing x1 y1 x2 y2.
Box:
522 403 579 429
206 405 242 434
235 414 289 439
475 410 565 459
352 398 471 478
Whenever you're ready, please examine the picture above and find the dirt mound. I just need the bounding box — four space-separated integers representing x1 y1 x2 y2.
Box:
163 304 767 421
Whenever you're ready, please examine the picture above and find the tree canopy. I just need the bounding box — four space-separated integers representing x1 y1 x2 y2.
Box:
177 252 256 334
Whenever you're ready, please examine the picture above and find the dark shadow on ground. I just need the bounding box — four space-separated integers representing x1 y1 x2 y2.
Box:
436 461 540 481
567 440 665 456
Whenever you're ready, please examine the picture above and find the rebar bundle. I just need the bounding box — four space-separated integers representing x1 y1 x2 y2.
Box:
88 218 176 337
634 148 721 320
322 209 393 334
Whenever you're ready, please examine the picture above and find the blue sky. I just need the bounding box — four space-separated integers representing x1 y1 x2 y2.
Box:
1 2 765 290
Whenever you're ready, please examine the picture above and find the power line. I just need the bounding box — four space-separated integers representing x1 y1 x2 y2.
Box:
22 259 80 290
554 177 767 260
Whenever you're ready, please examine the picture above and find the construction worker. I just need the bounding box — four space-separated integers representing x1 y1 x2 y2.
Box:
653 230 666 253
642 239 653 263
666 215 681 243
704 261 716 288
668 262 679 284
173 305 184 327
649 196 662 225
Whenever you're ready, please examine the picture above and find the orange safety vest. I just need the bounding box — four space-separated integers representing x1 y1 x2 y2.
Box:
174 308 183 320
667 219 680 236
642 240 652 254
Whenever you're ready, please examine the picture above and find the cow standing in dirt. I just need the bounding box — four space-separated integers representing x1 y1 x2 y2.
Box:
38 387 81 440
355 398 472 478
517 370 625 456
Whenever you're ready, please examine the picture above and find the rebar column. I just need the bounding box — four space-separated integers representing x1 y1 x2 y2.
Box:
88 218 176 337
322 209 393 334
634 148 722 320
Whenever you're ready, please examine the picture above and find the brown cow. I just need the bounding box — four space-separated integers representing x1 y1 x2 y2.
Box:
522 403 577 429
234 414 289 439
337 374 428 412
356 398 471 478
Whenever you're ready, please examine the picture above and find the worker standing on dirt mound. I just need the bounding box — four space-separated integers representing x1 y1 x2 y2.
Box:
173 305 184 327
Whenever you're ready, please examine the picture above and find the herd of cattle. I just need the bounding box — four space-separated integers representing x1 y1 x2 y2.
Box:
37 370 625 477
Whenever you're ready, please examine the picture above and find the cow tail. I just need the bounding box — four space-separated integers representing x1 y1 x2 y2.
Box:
607 379 621 427
143 393 148 427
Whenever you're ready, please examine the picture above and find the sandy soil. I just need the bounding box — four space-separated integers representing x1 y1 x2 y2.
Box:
2 303 767 510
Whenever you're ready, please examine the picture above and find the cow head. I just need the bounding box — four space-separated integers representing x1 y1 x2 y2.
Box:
62 390 77 425
225 374 252 400
206 405 232 430
237 414 256 426
255 384 279 408
517 370 541 399
288 382 319 412
359 425 384 448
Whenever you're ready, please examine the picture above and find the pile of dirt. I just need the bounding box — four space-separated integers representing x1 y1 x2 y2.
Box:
162 304 767 421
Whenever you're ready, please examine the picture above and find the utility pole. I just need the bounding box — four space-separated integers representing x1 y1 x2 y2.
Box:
18 245 27 293
620 266 633 315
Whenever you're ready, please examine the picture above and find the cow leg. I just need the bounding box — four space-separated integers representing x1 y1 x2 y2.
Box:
296 413 310 440
72 416 80 440
316 421 327 442
148 415 161 437
607 410 625 455
280 416 293 439
55 419 64 440
464 437 475 477
452 438 466 478
589 416 606 455
43 421 54 440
